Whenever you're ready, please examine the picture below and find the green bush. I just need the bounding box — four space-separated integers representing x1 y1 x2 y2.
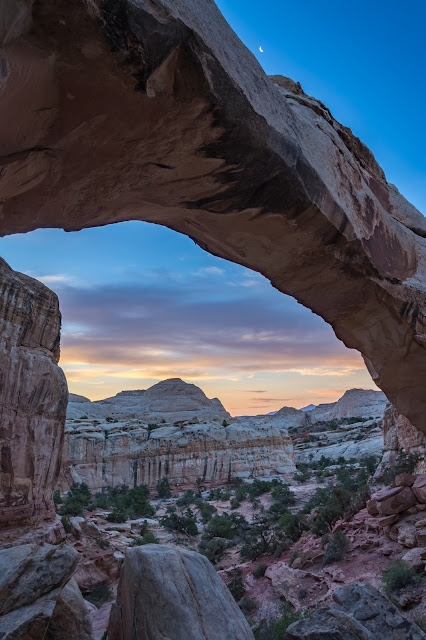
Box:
277 511 307 543
61 515 71 533
253 563 267 579
96 537 110 549
322 530 349 566
198 501 217 524
199 537 227 563
293 470 310 484
254 606 302 639
205 513 247 540
222 420 229 427
239 596 256 614
160 506 198 536
131 530 159 545
156 476 171 498
384 451 423 485
176 490 196 507
106 508 128 523
53 489 62 505
84 583 113 608
59 483 92 516
382 560 420 594
226 567 245 601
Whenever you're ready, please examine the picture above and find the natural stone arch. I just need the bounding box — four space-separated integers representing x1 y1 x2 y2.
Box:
0 0 425 433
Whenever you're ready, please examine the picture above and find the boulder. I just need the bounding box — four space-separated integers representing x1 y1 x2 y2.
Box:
376 487 416 516
416 529 426 546
285 582 426 640
413 476 426 504
401 548 426 571
366 498 379 516
0 543 83 639
397 524 418 548
108 545 254 640
379 514 399 527
45 578 94 640
395 473 417 487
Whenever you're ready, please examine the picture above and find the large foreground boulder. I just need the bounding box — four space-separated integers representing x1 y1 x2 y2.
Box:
285 582 426 640
0 543 94 640
108 544 254 640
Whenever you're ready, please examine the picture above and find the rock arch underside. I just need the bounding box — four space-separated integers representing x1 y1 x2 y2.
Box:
0 0 426 529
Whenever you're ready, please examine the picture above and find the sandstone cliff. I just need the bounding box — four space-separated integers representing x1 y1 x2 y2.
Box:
67 378 230 423
61 418 295 491
0 258 68 530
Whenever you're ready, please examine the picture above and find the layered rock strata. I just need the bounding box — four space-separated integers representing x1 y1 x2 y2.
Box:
67 378 230 423
376 405 426 480
61 419 295 491
0 258 68 530
0 0 425 432
108 545 254 640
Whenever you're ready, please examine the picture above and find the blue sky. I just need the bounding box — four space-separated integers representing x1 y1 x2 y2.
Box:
0 0 424 414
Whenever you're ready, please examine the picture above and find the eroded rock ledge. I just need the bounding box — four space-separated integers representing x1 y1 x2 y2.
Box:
0 0 425 432
0 258 68 530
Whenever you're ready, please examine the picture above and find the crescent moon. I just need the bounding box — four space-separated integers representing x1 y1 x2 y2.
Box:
259 46 264 53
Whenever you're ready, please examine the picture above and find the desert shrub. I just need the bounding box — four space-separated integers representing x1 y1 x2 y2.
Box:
99 484 155 520
289 551 299 567
131 530 159 545
199 537 227 563
384 450 423 485
106 508 128 523
360 455 379 474
96 537 110 549
84 583 112 608
198 501 217 524
266 484 296 522
382 560 420 594
240 526 270 560
176 490 196 507
61 515 71 533
226 567 245 601
230 497 241 510
205 513 248 540
239 596 256 614
298 587 308 600
160 506 198 536
53 489 62 505
294 470 310 484
253 563 268 579
207 488 231 501
222 420 229 427
254 606 302 639
322 530 349 566
156 476 171 498
59 482 92 516
277 511 307 543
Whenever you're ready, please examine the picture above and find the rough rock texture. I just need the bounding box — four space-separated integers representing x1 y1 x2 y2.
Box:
375 405 426 482
67 378 230 422
108 544 254 640
0 542 90 639
285 582 426 640
61 418 295 491
45 577 94 640
0 257 68 531
307 389 387 423
0 0 426 432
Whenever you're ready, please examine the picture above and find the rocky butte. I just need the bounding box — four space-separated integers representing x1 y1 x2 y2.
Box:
0 0 426 639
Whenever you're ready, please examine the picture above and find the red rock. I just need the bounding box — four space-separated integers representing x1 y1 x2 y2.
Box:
416 529 426 546
366 499 379 516
376 487 416 516
395 473 416 487
412 475 426 504
372 486 403 502
378 514 399 527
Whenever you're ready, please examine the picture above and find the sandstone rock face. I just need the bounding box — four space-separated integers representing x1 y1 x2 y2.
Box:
0 0 425 433
67 378 230 423
0 542 91 640
307 389 387 423
0 258 68 531
108 545 254 640
413 476 426 504
61 418 295 491
285 582 426 640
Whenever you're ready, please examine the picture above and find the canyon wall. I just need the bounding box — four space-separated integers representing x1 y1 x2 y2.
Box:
0 0 425 433
0 258 68 529
61 419 295 491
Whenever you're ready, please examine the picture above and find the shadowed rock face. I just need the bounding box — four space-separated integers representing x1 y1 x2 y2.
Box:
0 0 425 432
0 258 68 530
108 544 254 640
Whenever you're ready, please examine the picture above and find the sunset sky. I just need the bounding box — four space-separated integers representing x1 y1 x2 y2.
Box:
1 0 425 415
